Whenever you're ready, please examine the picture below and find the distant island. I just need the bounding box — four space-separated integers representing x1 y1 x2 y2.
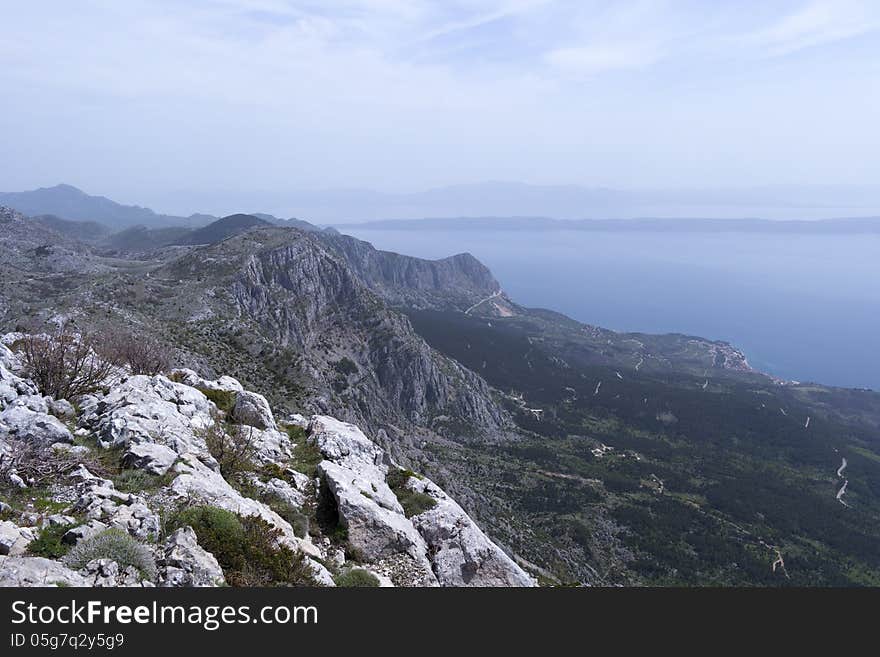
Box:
333 215 880 234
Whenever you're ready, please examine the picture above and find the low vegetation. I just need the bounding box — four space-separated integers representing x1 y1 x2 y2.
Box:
62 528 158 581
15 325 114 400
386 468 437 518
333 568 380 587
169 506 316 587
28 524 74 559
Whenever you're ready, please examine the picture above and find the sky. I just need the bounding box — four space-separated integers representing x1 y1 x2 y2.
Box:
2 0 880 212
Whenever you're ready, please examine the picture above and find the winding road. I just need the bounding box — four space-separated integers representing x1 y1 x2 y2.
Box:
464 289 503 315
836 457 849 507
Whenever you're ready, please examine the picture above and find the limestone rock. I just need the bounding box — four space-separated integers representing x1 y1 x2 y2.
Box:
407 476 535 587
169 368 244 393
81 559 152 587
158 527 225 587
122 442 178 475
0 556 89 587
0 405 73 445
232 390 275 429
78 374 214 458
0 521 36 556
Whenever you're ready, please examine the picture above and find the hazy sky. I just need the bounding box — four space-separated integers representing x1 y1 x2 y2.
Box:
2 0 880 208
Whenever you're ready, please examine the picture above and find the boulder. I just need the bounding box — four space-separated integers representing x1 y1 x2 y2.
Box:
232 390 275 429
0 556 90 587
47 398 76 419
158 527 225 587
0 405 73 445
122 442 178 475
0 521 36 556
169 369 244 393
63 520 109 545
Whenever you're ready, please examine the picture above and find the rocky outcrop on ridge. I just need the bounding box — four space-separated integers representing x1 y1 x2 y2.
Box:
0 333 534 588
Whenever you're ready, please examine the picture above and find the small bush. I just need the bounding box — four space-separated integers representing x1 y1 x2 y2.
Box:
168 506 316 587
17 326 114 400
202 420 257 483
289 439 323 478
62 528 157 581
98 331 169 376
28 524 73 559
334 568 380 587
332 357 358 376
199 388 237 414
115 468 173 493
386 468 437 518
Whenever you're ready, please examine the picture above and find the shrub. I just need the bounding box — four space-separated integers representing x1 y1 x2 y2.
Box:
28 524 73 559
168 506 316 587
98 331 169 376
386 468 437 518
16 326 114 400
334 568 380 587
199 388 237 414
202 420 257 482
0 438 82 489
63 528 157 581
332 357 358 376
289 439 323 478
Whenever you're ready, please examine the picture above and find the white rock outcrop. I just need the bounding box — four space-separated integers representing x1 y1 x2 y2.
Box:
78 374 215 458
0 556 89 587
158 527 226 587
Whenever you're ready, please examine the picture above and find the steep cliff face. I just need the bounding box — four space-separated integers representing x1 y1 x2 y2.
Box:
319 233 500 311
159 228 509 439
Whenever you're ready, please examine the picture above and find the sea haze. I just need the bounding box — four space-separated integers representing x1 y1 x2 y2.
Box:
339 227 880 390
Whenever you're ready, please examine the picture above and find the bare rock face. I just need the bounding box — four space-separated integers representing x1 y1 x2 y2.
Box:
78 374 215 458
158 527 225 587
406 476 535 587
0 556 89 587
311 414 533 587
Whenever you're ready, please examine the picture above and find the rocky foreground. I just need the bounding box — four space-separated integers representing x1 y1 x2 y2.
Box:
0 333 533 587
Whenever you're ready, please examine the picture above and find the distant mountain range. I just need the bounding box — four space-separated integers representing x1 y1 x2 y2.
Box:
0 184 312 232
4 182 880 233
145 181 880 222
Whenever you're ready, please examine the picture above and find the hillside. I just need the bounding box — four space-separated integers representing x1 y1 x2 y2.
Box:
1 211 879 586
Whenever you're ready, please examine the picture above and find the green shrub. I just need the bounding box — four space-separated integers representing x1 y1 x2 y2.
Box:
282 423 308 442
199 388 237 414
115 468 173 493
169 506 316 587
334 568 380 587
202 421 257 482
386 468 437 518
289 439 323 478
62 528 157 581
28 524 73 559
332 357 358 376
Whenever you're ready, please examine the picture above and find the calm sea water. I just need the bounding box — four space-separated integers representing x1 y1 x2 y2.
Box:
341 228 880 390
